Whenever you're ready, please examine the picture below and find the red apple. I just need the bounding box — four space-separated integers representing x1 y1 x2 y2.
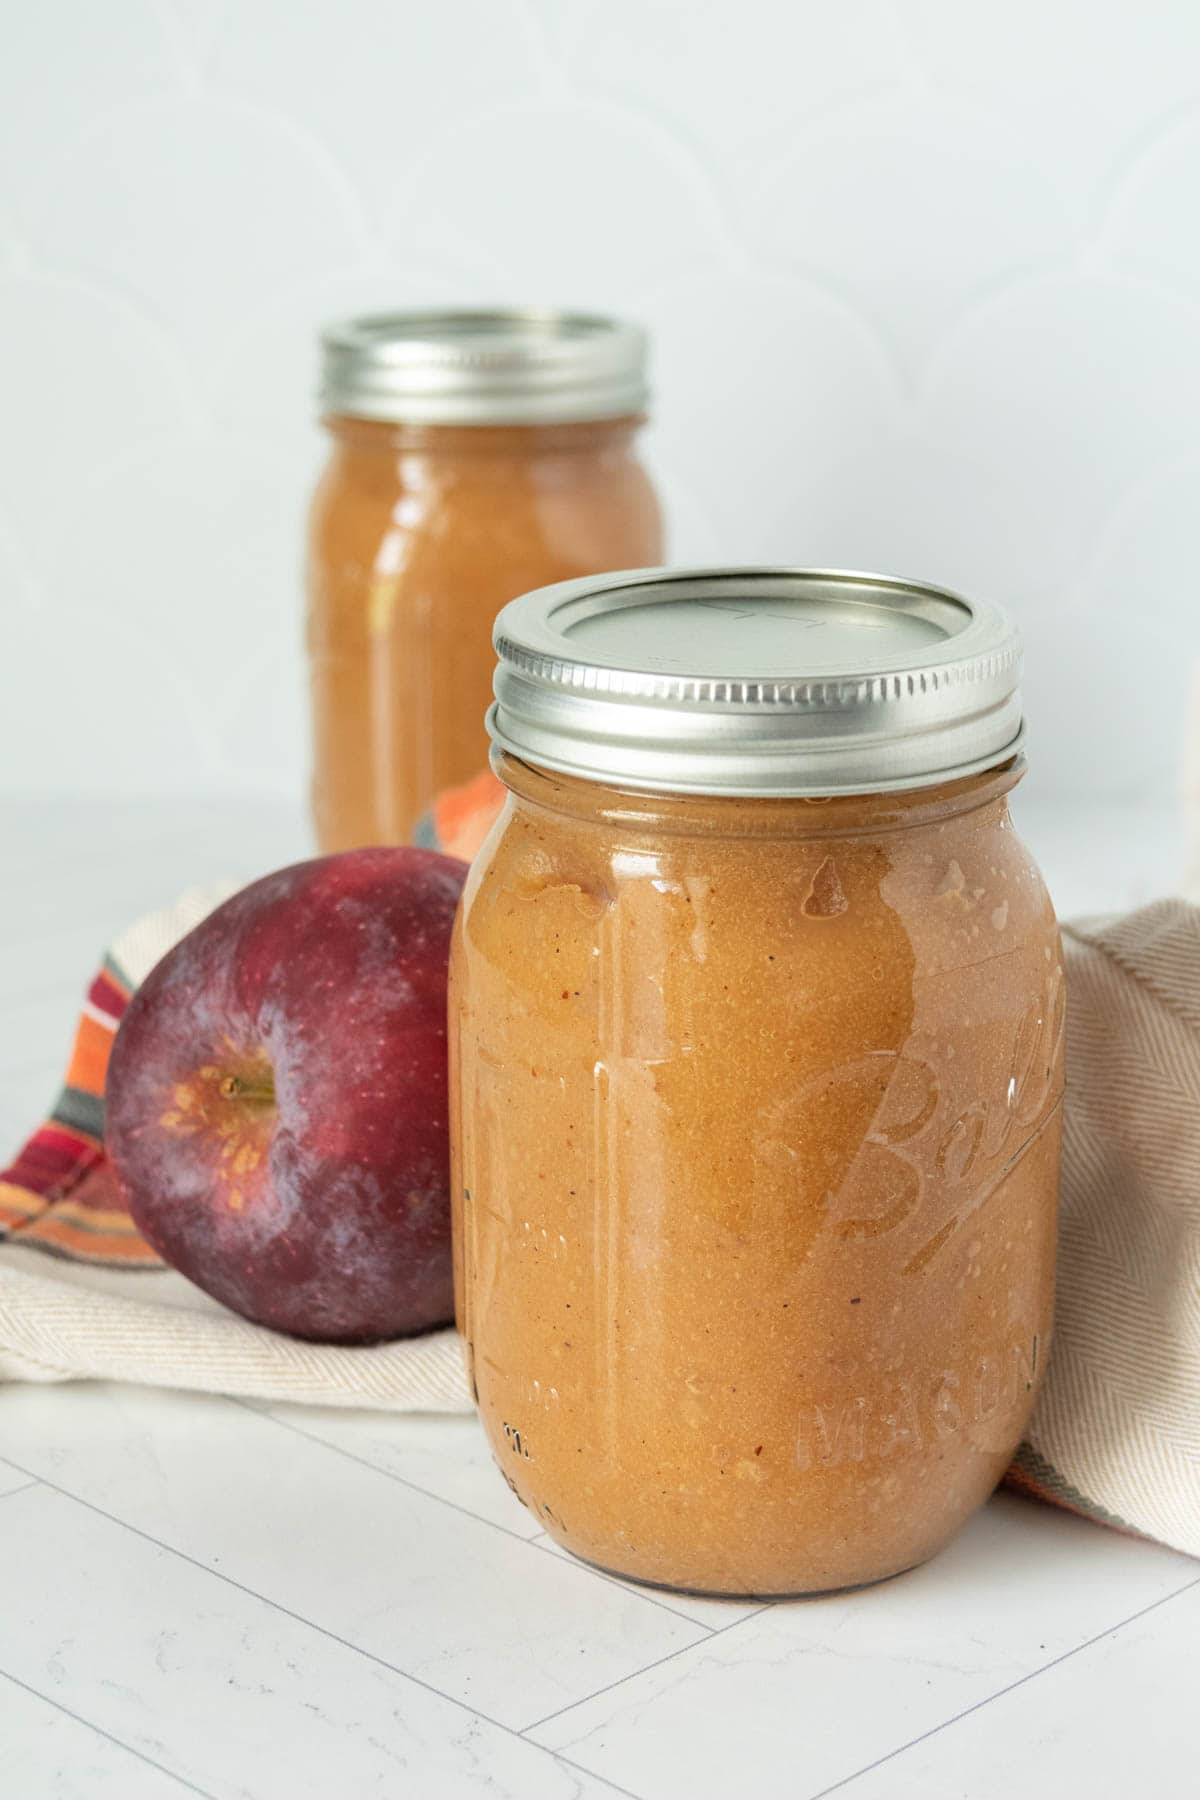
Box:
105 848 467 1343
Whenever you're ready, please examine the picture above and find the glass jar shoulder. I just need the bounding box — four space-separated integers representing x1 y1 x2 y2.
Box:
459 767 1059 996
456 790 615 989
315 415 655 513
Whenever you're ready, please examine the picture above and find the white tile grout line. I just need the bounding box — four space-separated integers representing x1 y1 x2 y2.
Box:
0 1665 216 1799
520 1602 777 1739
523 1529 777 1630
235 1397 726 1634
806 1570 1200 1800
0 1478 41 1503
550 1756 647 1800
0 1455 648 1800
232 1396 549 1547
4 1435 1192 1800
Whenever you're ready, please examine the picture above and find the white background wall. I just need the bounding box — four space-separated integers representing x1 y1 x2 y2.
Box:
3 0 1199 811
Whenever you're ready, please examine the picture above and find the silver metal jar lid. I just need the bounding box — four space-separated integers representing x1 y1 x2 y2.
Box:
318 309 649 426
489 568 1024 797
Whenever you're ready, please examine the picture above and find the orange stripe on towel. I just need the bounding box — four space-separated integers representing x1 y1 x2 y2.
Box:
20 1211 162 1264
0 1180 49 1223
66 1010 117 1098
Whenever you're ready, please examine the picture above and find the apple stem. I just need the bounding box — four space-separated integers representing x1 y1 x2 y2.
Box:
218 1074 275 1103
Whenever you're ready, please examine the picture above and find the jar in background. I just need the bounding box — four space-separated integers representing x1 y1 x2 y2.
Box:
450 569 1064 1598
306 310 664 851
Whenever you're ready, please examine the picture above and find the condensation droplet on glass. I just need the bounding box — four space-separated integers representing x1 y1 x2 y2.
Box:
803 856 848 918
685 875 710 961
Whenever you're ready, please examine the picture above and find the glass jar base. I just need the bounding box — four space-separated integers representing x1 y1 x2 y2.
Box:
568 1547 928 1605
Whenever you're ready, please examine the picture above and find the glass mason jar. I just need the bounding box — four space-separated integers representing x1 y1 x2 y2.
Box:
450 569 1065 1598
307 311 664 852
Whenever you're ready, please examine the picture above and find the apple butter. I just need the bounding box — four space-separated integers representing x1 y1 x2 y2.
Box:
450 569 1063 1597
307 311 663 851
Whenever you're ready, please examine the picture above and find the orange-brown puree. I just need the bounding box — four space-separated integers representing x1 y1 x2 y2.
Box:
450 756 1063 1596
306 418 662 850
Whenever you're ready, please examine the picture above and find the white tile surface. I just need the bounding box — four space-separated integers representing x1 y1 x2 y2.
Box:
0 1458 35 1499
0 1669 198 1800
527 1530 771 1633
528 1495 1197 1799
253 1400 546 1539
841 1576 1200 1800
0 1382 707 1730
0 1484 623 1800
0 987 83 1084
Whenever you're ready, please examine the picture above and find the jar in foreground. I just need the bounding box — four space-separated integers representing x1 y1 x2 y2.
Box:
450 569 1064 1598
306 310 663 852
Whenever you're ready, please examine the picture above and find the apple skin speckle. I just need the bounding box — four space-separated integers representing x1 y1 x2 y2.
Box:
105 847 467 1344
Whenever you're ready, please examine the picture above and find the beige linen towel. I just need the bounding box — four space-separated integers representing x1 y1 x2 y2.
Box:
1009 901 1200 1555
